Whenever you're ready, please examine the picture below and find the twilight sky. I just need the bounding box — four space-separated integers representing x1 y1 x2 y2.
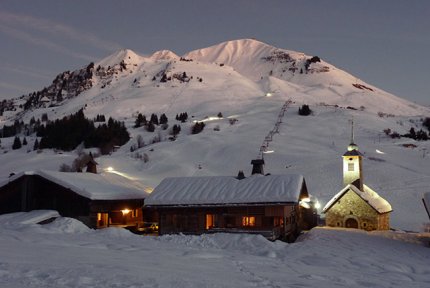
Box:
0 0 429 105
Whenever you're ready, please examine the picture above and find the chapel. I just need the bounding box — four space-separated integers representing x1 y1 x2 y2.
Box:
323 121 392 231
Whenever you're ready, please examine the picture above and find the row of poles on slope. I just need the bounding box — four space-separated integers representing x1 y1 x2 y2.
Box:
258 99 292 159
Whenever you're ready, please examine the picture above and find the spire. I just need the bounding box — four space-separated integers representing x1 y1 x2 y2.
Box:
347 118 358 152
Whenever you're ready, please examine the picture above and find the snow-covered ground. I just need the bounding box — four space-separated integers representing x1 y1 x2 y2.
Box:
0 212 429 288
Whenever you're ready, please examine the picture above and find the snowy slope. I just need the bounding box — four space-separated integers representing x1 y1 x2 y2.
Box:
185 39 427 115
0 214 429 288
1 39 430 231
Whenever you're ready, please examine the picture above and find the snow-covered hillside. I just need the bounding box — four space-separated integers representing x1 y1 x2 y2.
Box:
0 213 429 288
185 39 426 115
1 39 429 231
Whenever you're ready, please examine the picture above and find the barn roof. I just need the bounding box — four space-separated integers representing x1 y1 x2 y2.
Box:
322 183 392 214
1 170 150 200
145 174 307 206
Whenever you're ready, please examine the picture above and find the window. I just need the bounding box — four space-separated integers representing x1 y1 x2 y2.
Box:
206 214 214 229
348 162 354 171
131 209 139 218
242 216 256 227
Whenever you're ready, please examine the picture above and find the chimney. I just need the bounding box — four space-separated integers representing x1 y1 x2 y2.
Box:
86 152 98 174
237 170 245 180
251 159 265 175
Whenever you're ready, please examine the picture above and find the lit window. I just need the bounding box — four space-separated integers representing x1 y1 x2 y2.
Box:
348 163 354 171
242 216 256 227
206 214 214 229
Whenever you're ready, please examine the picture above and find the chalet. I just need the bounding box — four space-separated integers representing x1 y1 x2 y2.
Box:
39 96 51 108
323 121 392 230
0 169 150 229
144 161 317 241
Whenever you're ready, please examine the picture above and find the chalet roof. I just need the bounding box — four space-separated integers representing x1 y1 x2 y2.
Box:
0 210 60 225
1 170 150 200
322 183 392 214
40 96 50 102
145 174 307 206
86 157 98 166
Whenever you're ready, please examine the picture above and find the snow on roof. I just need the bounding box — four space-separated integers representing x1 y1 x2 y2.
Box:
145 174 306 206
40 96 50 102
0 210 60 225
1 170 150 201
323 183 392 214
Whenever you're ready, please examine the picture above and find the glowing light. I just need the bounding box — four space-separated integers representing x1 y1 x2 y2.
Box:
300 201 311 209
105 169 137 180
193 116 222 123
301 197 311 202
121 209 130 215
145 187 154 194
263 150 274 154
376 149 385 154
314 201 321 209
265 92 272 97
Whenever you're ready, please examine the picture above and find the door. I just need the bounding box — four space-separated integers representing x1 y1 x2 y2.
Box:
345 218 358 228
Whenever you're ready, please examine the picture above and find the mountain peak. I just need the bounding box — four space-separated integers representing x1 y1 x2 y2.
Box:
184 38 279 63
150 50 180 61
96 48 144 67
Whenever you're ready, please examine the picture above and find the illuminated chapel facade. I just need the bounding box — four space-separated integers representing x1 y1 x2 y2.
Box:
323 123 392 231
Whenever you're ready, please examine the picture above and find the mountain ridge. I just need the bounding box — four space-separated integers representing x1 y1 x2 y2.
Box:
1 38 426 125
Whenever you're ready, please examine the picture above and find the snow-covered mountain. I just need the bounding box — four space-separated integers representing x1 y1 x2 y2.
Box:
1 39 429 231
185 39 425 115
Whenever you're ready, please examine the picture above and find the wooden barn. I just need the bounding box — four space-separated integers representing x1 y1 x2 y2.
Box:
144 172 317 241
323 122 392 231
0 170 150 229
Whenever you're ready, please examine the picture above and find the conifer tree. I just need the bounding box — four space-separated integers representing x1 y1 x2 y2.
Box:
12 136 22 150
160 113 168 125
146 121 155 132
33 138 39 151
150 114 159 125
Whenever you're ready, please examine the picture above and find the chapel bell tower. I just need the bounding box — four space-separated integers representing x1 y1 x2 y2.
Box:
342 119 363 190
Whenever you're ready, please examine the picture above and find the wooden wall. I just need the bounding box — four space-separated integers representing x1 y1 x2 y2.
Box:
151 204 310 241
